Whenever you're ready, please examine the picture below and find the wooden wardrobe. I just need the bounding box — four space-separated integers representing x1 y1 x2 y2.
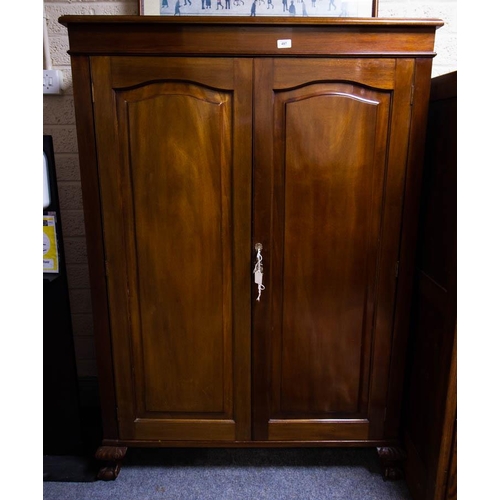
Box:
60 16 443 480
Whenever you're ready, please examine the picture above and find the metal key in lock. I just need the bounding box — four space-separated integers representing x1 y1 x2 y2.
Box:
253 243 265 301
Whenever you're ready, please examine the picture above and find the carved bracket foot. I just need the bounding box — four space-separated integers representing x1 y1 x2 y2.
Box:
95 446 128 481
377 446 407 481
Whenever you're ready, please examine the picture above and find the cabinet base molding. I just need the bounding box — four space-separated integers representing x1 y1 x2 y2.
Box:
102 439 399 448
377 446 407 481
95 446 128 481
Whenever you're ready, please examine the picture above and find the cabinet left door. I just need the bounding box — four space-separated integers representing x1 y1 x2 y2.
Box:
90 56 253 442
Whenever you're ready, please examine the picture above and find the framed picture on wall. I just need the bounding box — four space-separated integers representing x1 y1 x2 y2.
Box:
139 0 379 17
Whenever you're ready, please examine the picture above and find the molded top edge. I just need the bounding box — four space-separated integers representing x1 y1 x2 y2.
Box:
59 15 444 29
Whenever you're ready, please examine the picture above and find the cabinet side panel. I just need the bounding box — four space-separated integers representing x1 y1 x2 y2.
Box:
384 58 436 438
71 55 119 439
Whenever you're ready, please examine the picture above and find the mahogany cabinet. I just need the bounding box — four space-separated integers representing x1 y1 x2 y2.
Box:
60 15 443 480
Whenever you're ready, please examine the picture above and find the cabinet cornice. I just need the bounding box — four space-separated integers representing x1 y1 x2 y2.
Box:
60 16 442 58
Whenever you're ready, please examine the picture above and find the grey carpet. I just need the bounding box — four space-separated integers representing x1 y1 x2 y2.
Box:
43 448 412 499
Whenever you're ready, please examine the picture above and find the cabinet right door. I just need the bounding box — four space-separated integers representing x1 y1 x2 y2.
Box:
252 58 415 441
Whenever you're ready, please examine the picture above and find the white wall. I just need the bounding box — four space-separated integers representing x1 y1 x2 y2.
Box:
378 1 457 76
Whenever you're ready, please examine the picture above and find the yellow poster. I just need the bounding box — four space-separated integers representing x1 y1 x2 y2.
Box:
43 215 59 273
